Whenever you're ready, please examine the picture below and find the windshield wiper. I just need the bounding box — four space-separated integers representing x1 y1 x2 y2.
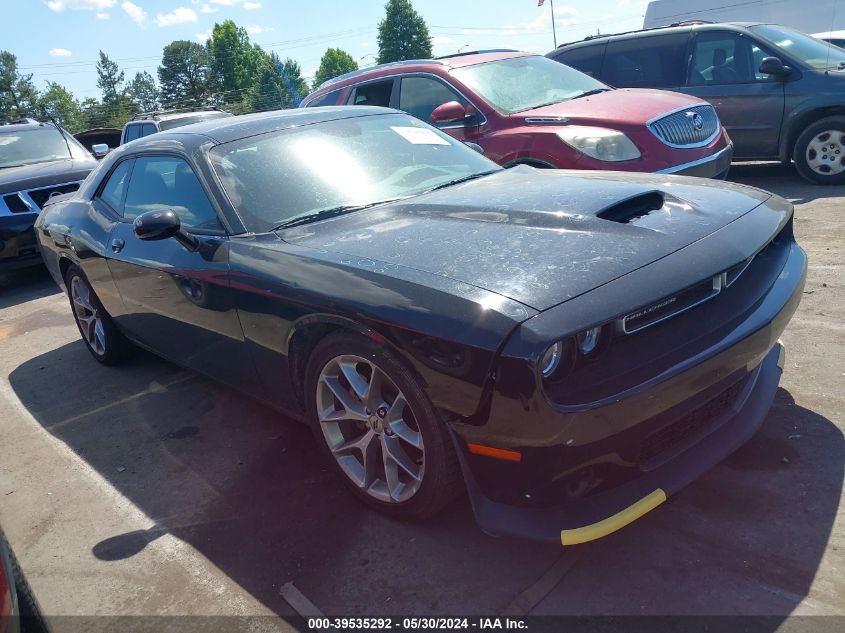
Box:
0 164 25 170
272 197 406 230
572 88 611 99
422 170 499 193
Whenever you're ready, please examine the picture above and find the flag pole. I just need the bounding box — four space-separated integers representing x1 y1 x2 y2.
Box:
550 0 557 48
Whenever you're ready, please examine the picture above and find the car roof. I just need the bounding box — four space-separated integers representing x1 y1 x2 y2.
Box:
555 21 769 49
128 105 399 147
0 120 59 133
307 50 533 98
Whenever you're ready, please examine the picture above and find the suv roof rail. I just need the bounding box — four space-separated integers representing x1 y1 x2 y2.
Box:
316 58 446 91
560 20 715 47
436 48 520 59
130 106 226 122
1 117 41 126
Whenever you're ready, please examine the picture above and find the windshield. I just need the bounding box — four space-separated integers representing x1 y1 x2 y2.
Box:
209 113 499 232
0 127 72 168
751 24 845 69
451 55 609 114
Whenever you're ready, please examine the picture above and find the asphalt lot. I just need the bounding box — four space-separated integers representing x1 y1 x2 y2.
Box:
0 163 842 626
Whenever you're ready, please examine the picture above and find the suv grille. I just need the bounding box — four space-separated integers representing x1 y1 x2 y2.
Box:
648 105 719 148
1 181 82 215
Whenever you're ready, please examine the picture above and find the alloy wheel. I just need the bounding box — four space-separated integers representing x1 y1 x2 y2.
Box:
70 275 106 356
316 354 425 503
806 130 845 175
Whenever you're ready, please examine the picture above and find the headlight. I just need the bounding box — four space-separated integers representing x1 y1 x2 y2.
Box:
556 126 641 162
540 341 563 378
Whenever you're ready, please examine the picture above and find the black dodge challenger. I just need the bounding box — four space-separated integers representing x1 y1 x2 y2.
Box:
35 107 806 545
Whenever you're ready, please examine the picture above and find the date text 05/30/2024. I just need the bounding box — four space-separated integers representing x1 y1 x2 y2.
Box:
308 617 528 630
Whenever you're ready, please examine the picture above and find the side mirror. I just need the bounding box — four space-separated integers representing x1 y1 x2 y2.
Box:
133 210 198 251
758 56 791 77
91 143 110 159
431 101 468 125
464 142 484 154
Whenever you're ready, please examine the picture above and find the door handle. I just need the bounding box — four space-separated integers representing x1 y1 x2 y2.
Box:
110 238 125 253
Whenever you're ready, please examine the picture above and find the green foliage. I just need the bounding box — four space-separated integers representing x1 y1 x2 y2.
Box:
0 51 38 121
246 53 309 113
36 82 81 131
96 50 125 106
207 20 263 103
158 41 209 108
377 0 432 64
127 71 159 113
313 48 358 89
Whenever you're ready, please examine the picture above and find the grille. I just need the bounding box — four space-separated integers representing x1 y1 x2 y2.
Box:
639 377 748 465
648 105 719 148
1 181 81 215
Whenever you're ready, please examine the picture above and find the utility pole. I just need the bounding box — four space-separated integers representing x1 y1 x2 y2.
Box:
550 0 557 48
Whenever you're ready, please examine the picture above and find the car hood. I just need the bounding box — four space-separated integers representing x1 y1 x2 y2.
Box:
281 167 772 311
518 88 705 127
0 158 96 195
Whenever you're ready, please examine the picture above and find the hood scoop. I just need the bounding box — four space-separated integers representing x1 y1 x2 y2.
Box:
597 191 665 224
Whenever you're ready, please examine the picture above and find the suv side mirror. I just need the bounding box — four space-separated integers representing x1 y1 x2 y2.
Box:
91 143 109 159
431 101 468 125
759 57 791 77
133 210 198 251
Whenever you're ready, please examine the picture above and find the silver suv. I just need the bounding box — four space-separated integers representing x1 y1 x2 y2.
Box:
120 108 233 145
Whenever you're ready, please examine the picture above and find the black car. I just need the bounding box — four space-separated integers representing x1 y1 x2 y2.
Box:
1 119 98 272
549 22 845 184
35 107 805 544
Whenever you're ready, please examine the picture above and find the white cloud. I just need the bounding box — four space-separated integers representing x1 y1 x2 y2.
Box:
431 35 453 46
243 1 261 9
244 23 272 34
49 48 73 57
195 31 211 41
121 1 146 25
46 0 115 11
199 3 217 13
208 0 236 4
96 11 109 18
154 6 197 27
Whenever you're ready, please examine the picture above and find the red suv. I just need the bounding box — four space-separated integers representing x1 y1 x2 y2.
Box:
301 50 733 178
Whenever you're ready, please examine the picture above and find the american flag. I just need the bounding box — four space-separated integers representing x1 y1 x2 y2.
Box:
538 0 545 6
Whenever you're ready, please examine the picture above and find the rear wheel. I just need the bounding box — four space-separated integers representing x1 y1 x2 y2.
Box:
794 116 845 184
65 265 134 365
305 331 462 519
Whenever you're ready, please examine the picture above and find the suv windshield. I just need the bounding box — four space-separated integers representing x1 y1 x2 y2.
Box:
751 24 845 69
0 126 71 168
451 55 609 114
158 112 231 131
209 113 498 232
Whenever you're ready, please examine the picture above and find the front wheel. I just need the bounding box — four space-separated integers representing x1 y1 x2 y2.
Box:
305 331 462 519
793 116 845 185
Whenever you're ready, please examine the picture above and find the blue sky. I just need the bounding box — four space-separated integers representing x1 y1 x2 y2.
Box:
7 0 650 100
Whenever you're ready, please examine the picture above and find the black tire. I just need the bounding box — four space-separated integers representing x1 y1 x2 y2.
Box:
304 330 462 519
0 530 48 633
65 265 134 365
793 116 845 185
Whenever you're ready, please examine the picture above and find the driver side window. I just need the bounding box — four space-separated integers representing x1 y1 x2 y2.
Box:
398 77 468 125
123 156 222 230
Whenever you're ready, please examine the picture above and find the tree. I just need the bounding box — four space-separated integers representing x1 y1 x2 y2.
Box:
246 53 308 112
377 0 432 64
207 20 262 104
0 51 38 121
127 71 159 112
158 41 209 108
96 50 125 106
37 82 81 130
313 48 358 89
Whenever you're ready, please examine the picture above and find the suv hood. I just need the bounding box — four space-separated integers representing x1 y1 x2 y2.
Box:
0 158 96 196
281 166 771 311
520 88 706 127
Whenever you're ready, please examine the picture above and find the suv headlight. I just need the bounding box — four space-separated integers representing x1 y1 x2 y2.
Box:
556 126 641 162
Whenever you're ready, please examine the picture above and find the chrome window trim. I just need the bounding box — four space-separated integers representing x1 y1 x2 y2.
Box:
645 103 721 149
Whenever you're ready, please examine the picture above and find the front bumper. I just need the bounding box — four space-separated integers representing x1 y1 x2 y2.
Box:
0 214 41 272
656 143 734 178
453 236 806 544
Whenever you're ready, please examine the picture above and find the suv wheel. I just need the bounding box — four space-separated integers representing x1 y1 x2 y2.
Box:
794 116 845 184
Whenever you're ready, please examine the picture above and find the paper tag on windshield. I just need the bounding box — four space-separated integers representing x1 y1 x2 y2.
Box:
391 126 450 145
